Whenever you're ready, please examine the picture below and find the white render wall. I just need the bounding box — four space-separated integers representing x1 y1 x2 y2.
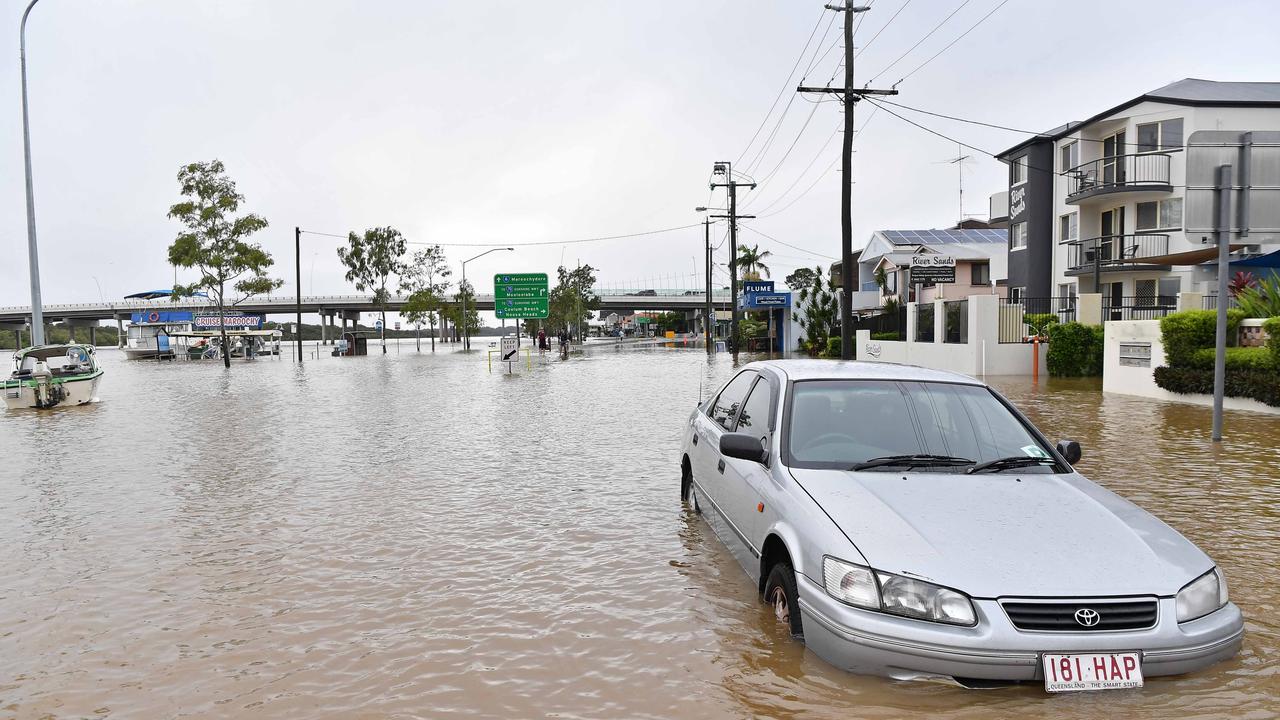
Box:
1102 318 1280 414
855 294 1046 377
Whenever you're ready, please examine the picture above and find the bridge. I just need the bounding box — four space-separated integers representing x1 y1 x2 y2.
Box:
0 288 736 329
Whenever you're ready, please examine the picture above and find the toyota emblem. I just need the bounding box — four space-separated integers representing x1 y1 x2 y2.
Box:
1074 608 1100 627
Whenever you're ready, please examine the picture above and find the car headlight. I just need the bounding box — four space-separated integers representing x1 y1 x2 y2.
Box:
822 557 976 626
1176 567 1229 623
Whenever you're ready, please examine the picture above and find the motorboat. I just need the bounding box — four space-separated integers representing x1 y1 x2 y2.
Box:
3 344 104 410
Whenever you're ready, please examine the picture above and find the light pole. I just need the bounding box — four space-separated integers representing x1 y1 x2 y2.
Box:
461 247 513 351
20 0 45 346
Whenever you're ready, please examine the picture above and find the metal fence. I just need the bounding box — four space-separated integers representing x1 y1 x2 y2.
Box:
1202 294 1239 311
943 299 968 344
998 297 1077 343
1103 295 1177 321
851 306 906 341
915 303 935 342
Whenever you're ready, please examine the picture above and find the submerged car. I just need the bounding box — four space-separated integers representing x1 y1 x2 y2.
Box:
680 360 1242 691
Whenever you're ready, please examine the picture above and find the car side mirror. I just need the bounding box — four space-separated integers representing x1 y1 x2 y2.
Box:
721 433 767 464
1056 439 1082 464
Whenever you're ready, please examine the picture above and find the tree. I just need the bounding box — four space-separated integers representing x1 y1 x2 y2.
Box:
400 245 452 352
795 264 839 356
446 280 483 340
337 227 407 354
167 160 281 369
784 267 816 291
734 243 772 281
549 264 600 341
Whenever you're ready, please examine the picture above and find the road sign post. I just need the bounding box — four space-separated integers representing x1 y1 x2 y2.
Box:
494 273 549 321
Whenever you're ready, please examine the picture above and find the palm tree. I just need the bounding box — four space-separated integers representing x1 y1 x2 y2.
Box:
735 243 772 281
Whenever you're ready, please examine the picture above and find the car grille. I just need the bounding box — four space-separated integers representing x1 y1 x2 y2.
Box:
1001 599 1158 632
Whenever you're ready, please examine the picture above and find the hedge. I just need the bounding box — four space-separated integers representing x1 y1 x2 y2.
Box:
1187 346 1276 372
1045 322 1104 376
870 331 900 341
1159 309 1245 368
1154 366 1280 407
1266 317 1280 364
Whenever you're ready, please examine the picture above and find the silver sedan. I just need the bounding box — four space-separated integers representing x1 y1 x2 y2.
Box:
680 360 1243 690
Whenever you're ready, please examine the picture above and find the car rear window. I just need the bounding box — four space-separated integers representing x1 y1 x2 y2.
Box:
785 380 1054 471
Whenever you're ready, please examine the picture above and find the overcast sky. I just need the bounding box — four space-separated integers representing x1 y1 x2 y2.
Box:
4 0 1280 313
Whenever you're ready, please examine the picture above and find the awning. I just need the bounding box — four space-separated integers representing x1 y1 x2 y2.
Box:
1232 249 1280 268
1125 244 1248 266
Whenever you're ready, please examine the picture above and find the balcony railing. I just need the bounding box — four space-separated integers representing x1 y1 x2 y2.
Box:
1065 153 1172 202
1062 234 1170 274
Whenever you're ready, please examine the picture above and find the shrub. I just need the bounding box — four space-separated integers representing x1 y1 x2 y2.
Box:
870 331 900 341
1046 322 1103 377
824 336 841 358
1265 317 1280 365
1159 309 1245 367
1235 275 1280 318
1187 346 1277 371
1023 313 1058 338
1154 366 1280 407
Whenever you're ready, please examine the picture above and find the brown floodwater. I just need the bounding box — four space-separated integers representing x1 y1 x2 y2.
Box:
1 344 1276 719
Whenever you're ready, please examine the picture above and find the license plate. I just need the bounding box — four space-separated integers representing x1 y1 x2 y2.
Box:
1042 652 1143 692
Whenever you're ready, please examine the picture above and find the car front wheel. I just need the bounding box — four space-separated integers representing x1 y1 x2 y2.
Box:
764 562 803 638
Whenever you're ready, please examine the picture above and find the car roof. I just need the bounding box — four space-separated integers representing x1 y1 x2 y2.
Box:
745 359 986 386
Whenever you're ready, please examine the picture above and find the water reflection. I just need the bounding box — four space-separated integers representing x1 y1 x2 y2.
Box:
0 347 1274 718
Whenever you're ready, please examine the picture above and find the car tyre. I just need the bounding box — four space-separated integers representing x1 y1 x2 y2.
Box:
686 484 702 515
764 562 803 639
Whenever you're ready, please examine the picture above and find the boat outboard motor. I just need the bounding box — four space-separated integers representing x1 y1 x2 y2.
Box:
32 360 66 409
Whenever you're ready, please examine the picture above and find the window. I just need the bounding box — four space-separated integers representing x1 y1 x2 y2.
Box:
785 380 1055 471
710 371 757 431
1009 286 1025 303
1136 198 1183 231
1158 277 1180 305
1011 155 1028 184
1060 141 1079 172
1010 222 1027 250
1136 118 1184 152
1059 212 1078 242
736 379 773 443
1136 279 1157 306
1057 283 1077 312
971 262 990 286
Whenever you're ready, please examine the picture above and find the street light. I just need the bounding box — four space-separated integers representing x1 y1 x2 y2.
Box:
461 247 514 351
20 0 45 346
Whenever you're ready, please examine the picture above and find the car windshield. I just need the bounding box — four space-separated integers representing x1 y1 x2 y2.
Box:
785 380 1058 472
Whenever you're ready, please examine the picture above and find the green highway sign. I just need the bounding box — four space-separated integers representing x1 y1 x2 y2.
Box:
494 272 549 319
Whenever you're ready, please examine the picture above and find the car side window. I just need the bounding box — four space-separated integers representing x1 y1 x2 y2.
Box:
735 379 773 440
710 372 757 431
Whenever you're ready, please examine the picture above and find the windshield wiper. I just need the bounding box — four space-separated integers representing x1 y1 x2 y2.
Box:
966 456 1057 474
850 454 975 471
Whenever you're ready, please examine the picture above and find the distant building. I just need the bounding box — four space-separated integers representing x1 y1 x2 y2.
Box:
838 228 1008 313
995 78 1280 308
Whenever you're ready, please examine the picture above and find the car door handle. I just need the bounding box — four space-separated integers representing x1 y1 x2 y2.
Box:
692 435 698 446
717 459 725 474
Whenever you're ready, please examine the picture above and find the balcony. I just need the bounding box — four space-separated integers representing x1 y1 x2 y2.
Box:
1063 234 1170 275
1065 153 1172 204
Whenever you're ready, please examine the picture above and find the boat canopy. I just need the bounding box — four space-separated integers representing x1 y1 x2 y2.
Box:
170 329 283 338
15 344 96 361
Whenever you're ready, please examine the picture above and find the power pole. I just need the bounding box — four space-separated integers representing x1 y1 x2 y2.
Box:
705 217 713 354
710 161 755 363
295 226 303 363
799 2 896 360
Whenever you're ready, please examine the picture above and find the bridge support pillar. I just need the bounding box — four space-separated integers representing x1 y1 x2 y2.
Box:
89 326 97 347
319 308 327 346
116 315 126 348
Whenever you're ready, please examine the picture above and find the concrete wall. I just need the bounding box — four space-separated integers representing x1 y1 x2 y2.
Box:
855 294 1047 377
1102 318 1280 414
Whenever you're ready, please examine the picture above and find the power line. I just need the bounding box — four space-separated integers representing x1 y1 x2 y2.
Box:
743 225 837 260
752 125 841 212
735 10 828 167
353 224 701 249
865 0 971 85
895 0 1010 84
759 105 881 219
745 101 823 199
855 0 913 59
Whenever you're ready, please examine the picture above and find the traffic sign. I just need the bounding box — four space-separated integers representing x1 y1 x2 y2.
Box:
500 335 519 361
494 273 549 319
375 319 384 330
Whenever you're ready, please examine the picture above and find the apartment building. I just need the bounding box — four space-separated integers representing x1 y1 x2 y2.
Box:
995 79 1280 313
